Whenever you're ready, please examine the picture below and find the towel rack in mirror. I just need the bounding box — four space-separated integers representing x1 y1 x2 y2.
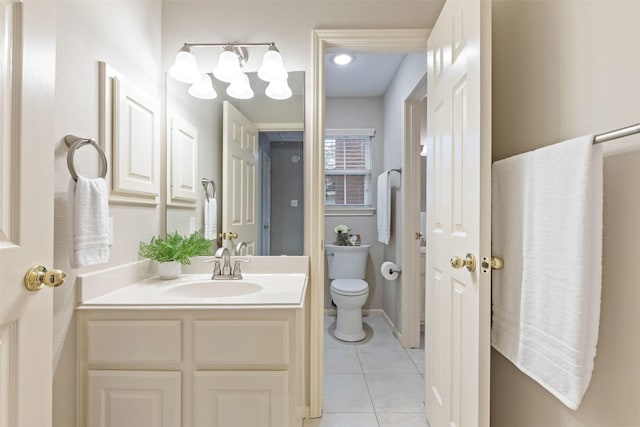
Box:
202 178 216 202
65 134 108 182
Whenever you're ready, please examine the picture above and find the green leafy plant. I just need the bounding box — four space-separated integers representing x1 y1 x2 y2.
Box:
138 231 212 265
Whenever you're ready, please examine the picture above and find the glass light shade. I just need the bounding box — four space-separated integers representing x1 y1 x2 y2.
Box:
258 49 288 82
226 73 254 99
265 79 292 100
188 74 217 99
213 50 243 83
169 50 200 84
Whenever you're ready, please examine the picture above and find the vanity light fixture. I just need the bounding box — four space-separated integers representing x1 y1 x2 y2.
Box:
169 42 292 100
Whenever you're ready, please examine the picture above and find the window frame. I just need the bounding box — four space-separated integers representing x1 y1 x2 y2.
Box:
323 128 376 216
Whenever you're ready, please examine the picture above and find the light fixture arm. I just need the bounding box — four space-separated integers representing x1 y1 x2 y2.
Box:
182 42 277 49
181 42 276 69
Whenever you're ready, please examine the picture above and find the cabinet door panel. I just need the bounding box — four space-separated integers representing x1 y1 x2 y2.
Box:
193 371 287 427
87 370 181 427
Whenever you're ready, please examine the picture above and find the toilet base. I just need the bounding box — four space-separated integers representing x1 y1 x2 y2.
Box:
333 304 366 342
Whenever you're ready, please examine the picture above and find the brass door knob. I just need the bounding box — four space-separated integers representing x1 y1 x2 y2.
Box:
450 253 476 272
219 231 239 240
24 265 66 291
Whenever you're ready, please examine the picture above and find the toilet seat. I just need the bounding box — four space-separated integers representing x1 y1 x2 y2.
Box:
330 279 368 296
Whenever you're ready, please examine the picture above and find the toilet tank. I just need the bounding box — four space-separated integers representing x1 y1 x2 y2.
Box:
325 244 370 279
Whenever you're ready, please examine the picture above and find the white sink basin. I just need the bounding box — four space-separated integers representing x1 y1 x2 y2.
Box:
162 280 262 298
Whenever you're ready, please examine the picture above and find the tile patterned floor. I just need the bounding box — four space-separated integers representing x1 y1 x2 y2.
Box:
303 313 429 427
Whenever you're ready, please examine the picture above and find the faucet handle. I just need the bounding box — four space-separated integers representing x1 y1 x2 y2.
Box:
232 258 250 277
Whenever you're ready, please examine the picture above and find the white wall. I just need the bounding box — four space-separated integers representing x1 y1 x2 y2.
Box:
53 3 162 427
491 1 640 425
381 53 428 330
324 97 385 310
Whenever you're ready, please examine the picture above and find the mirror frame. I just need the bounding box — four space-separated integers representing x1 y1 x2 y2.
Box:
308 28 430 418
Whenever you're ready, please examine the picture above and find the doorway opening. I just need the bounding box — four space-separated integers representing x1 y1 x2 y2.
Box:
309 29 430 418
258 131 304 256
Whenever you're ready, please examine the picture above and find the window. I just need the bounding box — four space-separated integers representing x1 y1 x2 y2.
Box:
324 129 374 210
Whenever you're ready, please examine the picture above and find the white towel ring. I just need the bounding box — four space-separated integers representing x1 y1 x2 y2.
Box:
65 134 108 182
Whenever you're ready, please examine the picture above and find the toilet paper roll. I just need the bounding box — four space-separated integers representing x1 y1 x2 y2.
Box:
381 261 400 281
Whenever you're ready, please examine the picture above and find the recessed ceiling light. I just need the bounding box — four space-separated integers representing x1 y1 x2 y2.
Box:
333 54 354 66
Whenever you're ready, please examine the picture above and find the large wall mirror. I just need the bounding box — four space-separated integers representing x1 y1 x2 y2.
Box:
165 71 304 256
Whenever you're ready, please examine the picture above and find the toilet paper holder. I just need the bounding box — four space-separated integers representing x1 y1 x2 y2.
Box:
386 265 402 274
381 261 402 281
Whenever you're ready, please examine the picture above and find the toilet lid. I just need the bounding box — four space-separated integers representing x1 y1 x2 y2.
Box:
331 279 368 295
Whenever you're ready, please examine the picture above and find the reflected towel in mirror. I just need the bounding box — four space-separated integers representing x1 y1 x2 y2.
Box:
204 197 217 240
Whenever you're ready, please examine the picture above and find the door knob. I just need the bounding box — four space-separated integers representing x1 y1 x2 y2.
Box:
24 265 66 291
450 253 476 272
218 231 239 240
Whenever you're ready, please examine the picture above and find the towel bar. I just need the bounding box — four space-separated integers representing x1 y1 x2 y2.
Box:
65 135 107 182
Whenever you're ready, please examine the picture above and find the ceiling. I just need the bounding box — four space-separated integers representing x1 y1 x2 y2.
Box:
325 51 406 97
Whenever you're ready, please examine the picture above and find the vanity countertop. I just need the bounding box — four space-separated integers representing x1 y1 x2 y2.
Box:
76 256 309 310
78 273 307 310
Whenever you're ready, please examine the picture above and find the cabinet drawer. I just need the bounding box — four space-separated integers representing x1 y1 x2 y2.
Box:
86 320 181 365
194 320 289 366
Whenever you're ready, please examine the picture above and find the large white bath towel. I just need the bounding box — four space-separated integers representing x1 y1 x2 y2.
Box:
491 135 603 410
377 171 391 244
72 176 110 268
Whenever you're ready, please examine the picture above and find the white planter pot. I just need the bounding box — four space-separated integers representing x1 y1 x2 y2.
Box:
157 261 181 280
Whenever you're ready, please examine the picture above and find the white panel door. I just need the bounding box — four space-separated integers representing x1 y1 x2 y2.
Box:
0 2 56 427
425 0 492 426
222 101 258 254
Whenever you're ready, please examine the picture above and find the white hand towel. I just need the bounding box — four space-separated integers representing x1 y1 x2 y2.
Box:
204 197 217 240
377 171 391 244
491 135 603 410
72 176 109 268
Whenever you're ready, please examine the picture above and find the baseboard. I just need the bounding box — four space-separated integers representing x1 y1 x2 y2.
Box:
296 405 310 424
376 309 402 341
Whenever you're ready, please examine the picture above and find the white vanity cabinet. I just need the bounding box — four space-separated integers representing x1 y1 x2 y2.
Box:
77 308 303 427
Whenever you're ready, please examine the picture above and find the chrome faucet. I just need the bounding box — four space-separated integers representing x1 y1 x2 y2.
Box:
211 246 250 280
235 240 247 255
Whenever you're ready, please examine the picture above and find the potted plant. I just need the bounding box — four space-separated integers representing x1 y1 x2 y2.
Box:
138 231 212 279
334 224 351 246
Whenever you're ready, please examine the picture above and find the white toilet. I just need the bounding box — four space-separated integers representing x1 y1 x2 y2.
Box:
325 244 370 341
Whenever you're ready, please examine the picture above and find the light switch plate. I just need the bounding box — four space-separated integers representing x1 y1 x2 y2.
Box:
291 199 298 207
